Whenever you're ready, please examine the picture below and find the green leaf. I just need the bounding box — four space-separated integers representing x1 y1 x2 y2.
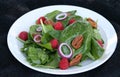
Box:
33 64 57 69
59 11 81 28
59 21 88 42
40 19 54 34
34 52 60 68
29 25 41 39
45 10 61 21
91 38 104 59
27 47 49 65
93 29 102 40
16 37 25 43
67 10 77 15
29 25 40 34
68 15 83 21
86 52 95 60
61 45 71 55
48 29 61 40
45 52 60 68
41 33 52 44
39 43 53 51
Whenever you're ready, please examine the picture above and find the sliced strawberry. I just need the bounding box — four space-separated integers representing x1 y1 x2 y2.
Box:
59 58 69 70
53 21 64 30
36 16 46 24
97 40 103 47
50 39 59 49
18 31 28 41
69 19 76 24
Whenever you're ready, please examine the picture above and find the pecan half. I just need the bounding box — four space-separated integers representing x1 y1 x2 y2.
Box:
70 53 82 66
44 20 54 26
87 18 97 28
72 35 83 49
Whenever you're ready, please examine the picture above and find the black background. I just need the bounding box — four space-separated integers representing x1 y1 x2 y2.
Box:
0 0 120 77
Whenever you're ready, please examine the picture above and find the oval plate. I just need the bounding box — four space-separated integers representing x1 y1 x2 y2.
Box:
7 5 117 75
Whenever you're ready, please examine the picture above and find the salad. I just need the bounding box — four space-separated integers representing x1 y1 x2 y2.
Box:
17 10 104 70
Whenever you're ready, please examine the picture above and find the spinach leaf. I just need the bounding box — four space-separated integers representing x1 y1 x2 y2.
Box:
27 47 49 65
91 38 104 59
48 29 61 40
39 43 53 51
29 25 40 38
45 10 61 21
93 29 102 40
68 15 83 21
45 52 60 68
59 21 87 42
61 45 71 55
40 20 54 34
34 52 60 68
59 11 81 28
41 33 52 44
67 10 77 15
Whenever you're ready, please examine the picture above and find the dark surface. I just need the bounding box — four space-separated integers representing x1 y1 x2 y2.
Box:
0 0 120 77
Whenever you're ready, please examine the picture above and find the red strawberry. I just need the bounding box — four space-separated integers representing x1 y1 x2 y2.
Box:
36 16 46 24
59 58 69 70
54 21 64 30
97 40 103 47
50 39 59 49
69 19 76 24
18 31 28 41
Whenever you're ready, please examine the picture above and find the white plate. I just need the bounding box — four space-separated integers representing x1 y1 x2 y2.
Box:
7 5 117 75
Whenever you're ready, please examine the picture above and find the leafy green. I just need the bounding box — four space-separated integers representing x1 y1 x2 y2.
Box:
27 47 49 65
48 29 61 40
34 52 60 68
16 37 25 43
45 10 61 21
67 10 77 15
41 33 52 44
61 45 71 55
45 52 60 68
91 38 104 59
40 19 53 34
39 43 53 51
29 25 40 38
68 15 83 21
93 29 102 40
59 21 88 42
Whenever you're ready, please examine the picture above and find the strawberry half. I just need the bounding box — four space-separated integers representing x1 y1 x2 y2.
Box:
36 16 46 24
18 31 28 41
59 58 69 70
53 21 64 30
50 39 59 49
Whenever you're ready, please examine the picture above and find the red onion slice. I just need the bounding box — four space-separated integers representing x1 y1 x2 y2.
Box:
36 26 42 32
56 12 67 20
33 34 41 43
58 43 73 59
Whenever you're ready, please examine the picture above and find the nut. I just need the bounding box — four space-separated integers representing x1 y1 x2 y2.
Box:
70 53 82 66
87 18 97 28
72 35 83 49
44 20 54 26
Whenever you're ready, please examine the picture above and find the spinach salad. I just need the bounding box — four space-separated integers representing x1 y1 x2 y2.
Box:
17 10 104 70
